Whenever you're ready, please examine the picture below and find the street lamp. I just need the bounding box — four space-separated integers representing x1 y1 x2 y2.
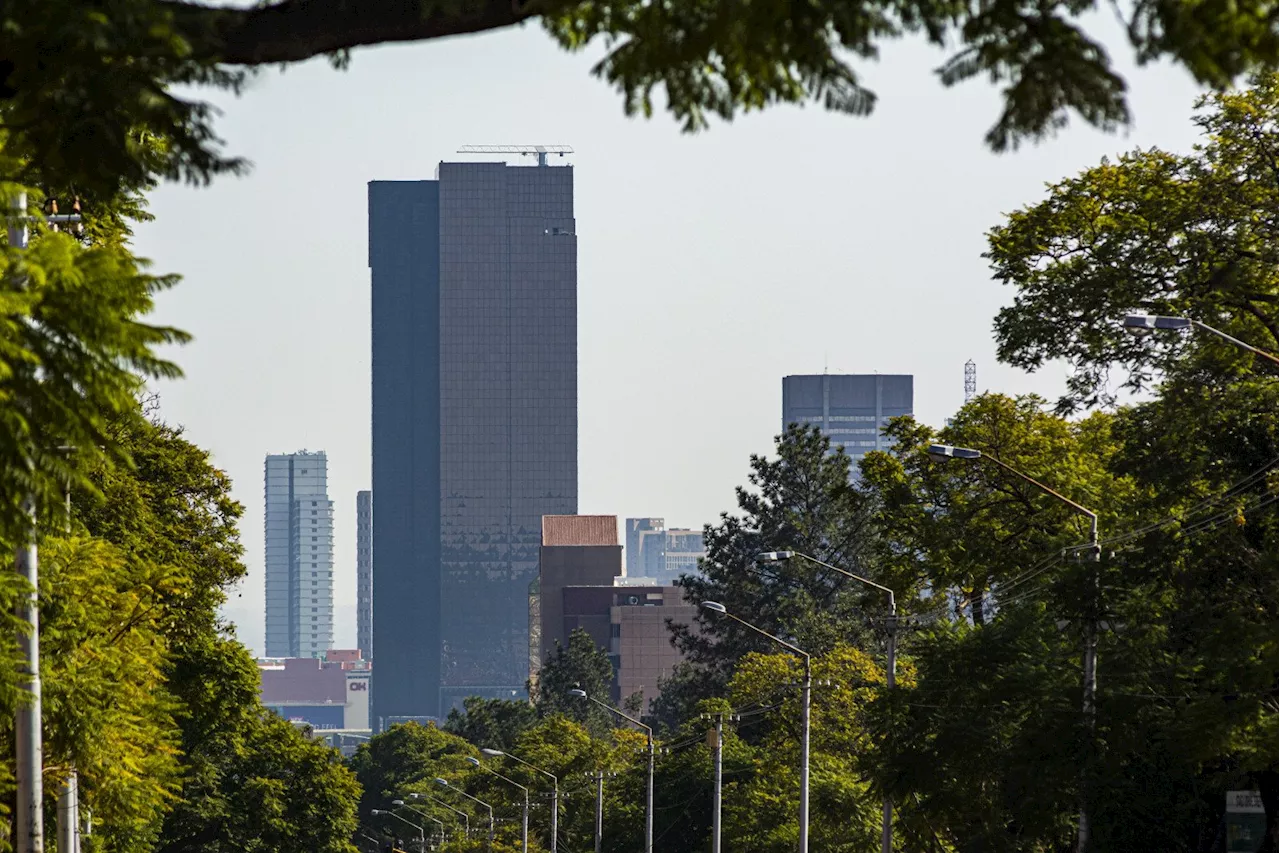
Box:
700 601 811 853
757 550 898 852
482 748 559 853
393 801 447 848
409 792 469 839
1122 314 1280 364
926 443 1100 853
371 808 426 851
569 689 655 853
435 778 495 849
468 756 529 853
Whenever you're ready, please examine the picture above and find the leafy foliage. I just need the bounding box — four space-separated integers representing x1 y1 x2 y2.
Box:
530 627 617 736
672 425 888 685
989 73 1278 413
0 225 187 545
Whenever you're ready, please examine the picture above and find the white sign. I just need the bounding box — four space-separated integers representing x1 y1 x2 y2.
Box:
1226 791 1265 814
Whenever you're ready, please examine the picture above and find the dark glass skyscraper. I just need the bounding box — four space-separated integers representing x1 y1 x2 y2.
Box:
369 160 578 724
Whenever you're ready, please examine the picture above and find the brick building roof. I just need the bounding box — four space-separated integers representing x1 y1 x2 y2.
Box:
542 515 618 547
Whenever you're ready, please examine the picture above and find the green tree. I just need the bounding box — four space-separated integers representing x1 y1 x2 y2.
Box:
69 406 361 852
531 628 616 736
985 74 1278 847
861 393 1135 625
670 425 890 703
444 696 539 753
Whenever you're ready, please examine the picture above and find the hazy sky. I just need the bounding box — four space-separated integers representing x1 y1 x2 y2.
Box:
130 19 1207 656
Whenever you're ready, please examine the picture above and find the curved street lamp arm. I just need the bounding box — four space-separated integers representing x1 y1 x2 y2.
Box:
585 694 653 740
1192 320 1280 364
724 611 811 664
788 552 897 615
978 455 1099 545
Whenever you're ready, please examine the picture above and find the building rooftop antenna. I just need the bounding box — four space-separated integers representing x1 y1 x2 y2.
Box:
457 144 574 167
964 359 977 403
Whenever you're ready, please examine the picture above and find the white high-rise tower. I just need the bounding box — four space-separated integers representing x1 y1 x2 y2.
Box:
264 451 334 658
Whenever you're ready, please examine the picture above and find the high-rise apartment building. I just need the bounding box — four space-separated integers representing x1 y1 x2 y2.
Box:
782 374 914 473
264 451 334 658
624 518 706 585
369 156 578 723
356 490 373 660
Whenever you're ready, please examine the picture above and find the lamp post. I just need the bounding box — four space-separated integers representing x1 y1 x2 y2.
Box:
436 778 495 849
396 799 448 845
927 443 1100 853
757 550 898 852
371 808 426 851
700 601 810 853
569 689 654 853
468 756 529 853
1122 314 1280 364
409 792 469 839
482 747 559 853
9 192 83 853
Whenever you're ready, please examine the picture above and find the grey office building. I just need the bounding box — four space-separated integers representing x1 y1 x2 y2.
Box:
356 490 372 660
264 451 334 659
782 375 914 473
369 159 578 723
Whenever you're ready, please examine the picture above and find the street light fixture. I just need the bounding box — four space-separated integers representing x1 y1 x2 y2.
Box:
482 748 560 853
755 550 898 852
926 443 1100 853
700 600 811 853
569 689 655 853
1122 314 1279 364
393 802 447 848
409 792 469 838
468 756 530 853
435 778 495 849
370 808 426 851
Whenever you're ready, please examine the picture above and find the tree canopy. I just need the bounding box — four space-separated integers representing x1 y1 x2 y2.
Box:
1 0 1276 209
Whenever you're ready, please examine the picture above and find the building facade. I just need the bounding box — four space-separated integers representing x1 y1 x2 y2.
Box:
369 158 578 723
535 515 623 671
264 451 334 658
782 374 914 474
356 490 373 660
258 649 371 731
624 518 706 585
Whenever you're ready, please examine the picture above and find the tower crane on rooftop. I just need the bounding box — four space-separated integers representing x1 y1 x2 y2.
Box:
457 145 574 167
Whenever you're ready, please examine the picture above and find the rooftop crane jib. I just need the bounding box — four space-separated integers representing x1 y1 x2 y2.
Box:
456 144 574 166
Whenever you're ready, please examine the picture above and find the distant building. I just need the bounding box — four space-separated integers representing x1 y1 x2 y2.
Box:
370 156 578 724
782 374 914 474
356 490 372 661
557 583 697 710
264 451 334 658
258 650 370 731
625 518 706 585
535 515 622 670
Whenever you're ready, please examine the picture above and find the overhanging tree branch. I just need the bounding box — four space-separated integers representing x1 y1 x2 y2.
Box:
163 0 548 66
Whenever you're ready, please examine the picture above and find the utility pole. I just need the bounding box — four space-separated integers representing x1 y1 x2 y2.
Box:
799 656 811 853
594 771 604 853
882 615 898 853
1076 523 1101 853
9 190 43 853
701 712 732 853
57 451 79 853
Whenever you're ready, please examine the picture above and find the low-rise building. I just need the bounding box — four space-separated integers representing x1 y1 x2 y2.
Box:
258 649 370 731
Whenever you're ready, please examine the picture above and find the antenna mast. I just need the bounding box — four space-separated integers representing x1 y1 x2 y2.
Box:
964 359 977 403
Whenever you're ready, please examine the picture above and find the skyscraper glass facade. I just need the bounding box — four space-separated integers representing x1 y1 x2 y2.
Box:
781 375 914 475
370 160 578 723
264 452 334 658
356 490 372 660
